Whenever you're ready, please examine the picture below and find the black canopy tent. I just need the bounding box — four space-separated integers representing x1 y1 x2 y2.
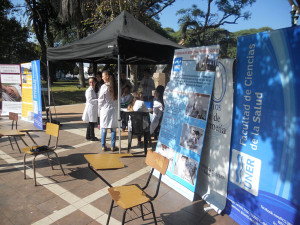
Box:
47 10 183 151
47 10 182 64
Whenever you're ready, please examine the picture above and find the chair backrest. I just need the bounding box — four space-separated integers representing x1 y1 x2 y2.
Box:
126 111 150 134
46 123 60 148
9 112 18 129
145 150 169 175
46 122 59 137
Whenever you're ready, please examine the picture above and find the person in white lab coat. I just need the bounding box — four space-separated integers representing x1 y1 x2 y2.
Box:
98 70 118 151
82 77 98 141
150 85 165 135
127 91 149 146
139 68 155 101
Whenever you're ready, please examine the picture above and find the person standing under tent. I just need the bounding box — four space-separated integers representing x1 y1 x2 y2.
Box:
82 77 98 141
120 71 132 94
139 68 155 102
94 71 104 129
150 85 165 136
98 70 118 151
127 91 149 146
95 71 104 93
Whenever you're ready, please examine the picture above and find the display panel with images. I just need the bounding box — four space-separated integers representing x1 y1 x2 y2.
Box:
179 123 204 154
0 70 22 115
185 92 210 121
173 153 198 185
155 46 220 199
1 83 22 102
156 143 176 172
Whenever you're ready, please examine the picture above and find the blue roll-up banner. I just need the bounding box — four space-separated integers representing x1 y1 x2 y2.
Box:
156 46 220 200
31 60 43 130
226 26 300 224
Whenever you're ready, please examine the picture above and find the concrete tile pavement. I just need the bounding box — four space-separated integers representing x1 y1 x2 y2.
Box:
0 104 237 225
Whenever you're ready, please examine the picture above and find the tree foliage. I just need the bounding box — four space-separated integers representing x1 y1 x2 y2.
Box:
0 0 39 64
177 0 256 45
82 0 175 31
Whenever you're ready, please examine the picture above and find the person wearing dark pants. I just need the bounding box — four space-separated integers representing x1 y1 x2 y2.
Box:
82 77 98 141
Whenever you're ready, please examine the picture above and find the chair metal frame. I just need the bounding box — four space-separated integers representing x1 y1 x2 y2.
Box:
126 111 151 155
22 122 65 186
106 150 169 225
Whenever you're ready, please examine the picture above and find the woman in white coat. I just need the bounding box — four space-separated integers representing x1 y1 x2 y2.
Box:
98 70 118 151
82 77 98 141
150 85 165 137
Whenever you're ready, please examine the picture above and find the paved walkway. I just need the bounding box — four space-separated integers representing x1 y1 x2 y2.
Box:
0 104 237 225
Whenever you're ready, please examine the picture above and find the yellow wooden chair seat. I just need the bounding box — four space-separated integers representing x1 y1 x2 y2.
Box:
0 129 26 136
108 185 150 210
84 153 132 170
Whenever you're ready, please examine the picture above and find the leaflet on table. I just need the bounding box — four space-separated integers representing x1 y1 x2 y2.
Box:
156 46 220 194
225 26 300 224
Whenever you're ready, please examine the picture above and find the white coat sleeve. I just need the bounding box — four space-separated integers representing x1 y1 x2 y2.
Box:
86 88 98 105
98 85 107 109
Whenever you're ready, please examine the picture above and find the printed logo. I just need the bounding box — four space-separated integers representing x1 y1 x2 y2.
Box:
230 149 261 196
173 57 183 71
212 61 227 103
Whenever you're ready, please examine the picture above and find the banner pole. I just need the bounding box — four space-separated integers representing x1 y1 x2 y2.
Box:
118 55 121 153
47 61 52 123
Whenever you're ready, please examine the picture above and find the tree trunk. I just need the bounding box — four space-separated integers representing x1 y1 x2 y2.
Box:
77 28 86 87
79 62 85 87
129 64 138 91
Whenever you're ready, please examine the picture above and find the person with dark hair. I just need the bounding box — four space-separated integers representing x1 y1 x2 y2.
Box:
120 72 132 95
98 70 118 151
150 85 165 135
95 71 104 93
94 71 104 129
82 77 98 141
139 68 155 101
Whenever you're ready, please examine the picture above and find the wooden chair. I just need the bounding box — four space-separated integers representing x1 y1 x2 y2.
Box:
126 111 151 155
21 122 65 186
106 150 169 225
6 112 28 153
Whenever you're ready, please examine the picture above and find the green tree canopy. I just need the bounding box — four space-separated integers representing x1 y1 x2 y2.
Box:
0 0 39 64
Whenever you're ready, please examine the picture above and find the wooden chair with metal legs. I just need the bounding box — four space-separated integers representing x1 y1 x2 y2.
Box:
6 112 28 153
21 122 65 186
106 150 169 225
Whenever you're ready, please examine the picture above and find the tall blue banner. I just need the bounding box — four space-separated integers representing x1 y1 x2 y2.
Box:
156 46 220 200
226 26 300 224
31 60 43 130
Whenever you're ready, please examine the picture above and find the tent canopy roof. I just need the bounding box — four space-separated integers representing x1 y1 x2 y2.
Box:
47 11 183 64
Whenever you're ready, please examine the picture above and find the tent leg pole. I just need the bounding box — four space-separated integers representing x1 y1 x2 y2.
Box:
47 61 52 123
118 55 121 153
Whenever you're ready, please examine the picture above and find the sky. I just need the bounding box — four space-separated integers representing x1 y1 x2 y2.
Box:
158 0 295 32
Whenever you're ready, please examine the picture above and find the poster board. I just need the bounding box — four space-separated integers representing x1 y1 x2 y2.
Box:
0 64 22 115
155 46 220 200
31 60 43 130
225 26 300 224
21 62 34 121
196 59 234 213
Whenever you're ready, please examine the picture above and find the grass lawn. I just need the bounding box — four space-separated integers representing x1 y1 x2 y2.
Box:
44 80 87 106
0 80 87 110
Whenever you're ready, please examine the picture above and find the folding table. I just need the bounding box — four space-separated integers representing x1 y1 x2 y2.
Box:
84 153 132 187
